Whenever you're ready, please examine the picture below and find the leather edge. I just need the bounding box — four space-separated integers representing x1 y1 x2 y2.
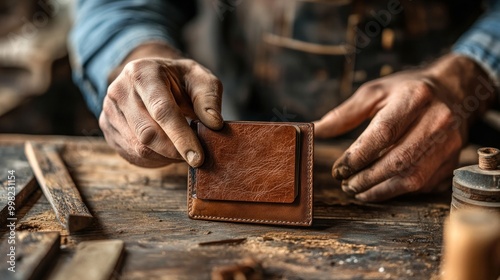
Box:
187 166 195 218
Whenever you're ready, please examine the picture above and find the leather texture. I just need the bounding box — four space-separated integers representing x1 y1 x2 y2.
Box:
188 121 314 226
195 122 299 203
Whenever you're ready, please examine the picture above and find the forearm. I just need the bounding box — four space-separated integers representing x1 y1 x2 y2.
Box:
69 0 196 117
424 54 496 137
410 0 500 149
452 0 500 103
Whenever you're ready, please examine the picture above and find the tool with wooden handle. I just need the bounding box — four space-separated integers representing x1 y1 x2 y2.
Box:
440 209 500 280
24 142 93 232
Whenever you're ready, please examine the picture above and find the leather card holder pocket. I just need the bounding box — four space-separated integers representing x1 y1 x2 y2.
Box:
187 121 313 226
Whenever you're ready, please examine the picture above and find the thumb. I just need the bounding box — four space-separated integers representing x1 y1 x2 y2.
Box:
314 86 387 138
181 60 224 130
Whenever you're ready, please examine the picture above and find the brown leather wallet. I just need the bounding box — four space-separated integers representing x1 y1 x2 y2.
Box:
187 121 313 226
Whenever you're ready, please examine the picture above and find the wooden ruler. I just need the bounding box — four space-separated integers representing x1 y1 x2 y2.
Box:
24 142 93 232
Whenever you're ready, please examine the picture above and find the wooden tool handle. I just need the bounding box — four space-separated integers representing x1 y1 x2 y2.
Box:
441 209 500 280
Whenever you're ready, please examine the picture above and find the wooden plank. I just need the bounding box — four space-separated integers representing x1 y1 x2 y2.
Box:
24 142 93 233
52 240 124 280
0 135 469 279
0 231 60 280
0 145 37 224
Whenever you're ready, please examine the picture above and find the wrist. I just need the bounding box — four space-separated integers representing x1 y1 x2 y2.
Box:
122 41 182 61
108 42 182 83
424 54 496 127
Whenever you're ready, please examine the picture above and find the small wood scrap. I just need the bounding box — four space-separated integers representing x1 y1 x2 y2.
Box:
24 142 93 233
52 240 124 280
199 238 247 247
0 145 37 224
0 231 60 280
441 209 500 280
211 258 263 280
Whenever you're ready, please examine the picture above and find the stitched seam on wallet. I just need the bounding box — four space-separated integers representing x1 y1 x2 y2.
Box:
188 167 194 216
305 124 313 224
188 123 313 225
188 215 309 225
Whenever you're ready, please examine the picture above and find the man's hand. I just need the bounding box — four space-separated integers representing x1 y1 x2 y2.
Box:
99 43 223 168
314 54 495 202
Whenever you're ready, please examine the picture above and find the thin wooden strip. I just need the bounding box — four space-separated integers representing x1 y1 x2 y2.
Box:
263 33 351 55
1 177 36 212
0 146 38 224
53 240 124 280
199 238 247 247
0 176 37 224
0 231 60 280
24 142 93 232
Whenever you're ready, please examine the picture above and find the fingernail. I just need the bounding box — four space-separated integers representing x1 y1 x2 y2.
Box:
332 165 353 180
341 181 356 195
206 108 222 122
355 193 368 201
186 150 201 167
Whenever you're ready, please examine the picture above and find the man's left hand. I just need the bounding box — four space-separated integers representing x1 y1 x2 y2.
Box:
314 54 495 202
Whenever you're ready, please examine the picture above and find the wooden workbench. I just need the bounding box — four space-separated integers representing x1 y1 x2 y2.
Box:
0 134 477 279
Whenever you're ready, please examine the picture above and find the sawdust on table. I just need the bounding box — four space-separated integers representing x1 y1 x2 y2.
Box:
234 232 372 275
245 232 368 255
17 210 66 233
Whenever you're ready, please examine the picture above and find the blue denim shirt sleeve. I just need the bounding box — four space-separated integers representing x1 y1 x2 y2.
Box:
453 0 500 87
69 0 195 117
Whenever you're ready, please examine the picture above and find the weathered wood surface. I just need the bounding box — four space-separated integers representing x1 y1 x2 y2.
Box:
0 231 60 280
24 142 93 232
51 239 124 280
0 145 37 224
0 134 479 279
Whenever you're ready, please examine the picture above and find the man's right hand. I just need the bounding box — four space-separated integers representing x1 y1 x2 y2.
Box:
99 44 223 168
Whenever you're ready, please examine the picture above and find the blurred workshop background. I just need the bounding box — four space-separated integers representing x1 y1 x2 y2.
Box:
0 0 98 136
0 0 498 145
